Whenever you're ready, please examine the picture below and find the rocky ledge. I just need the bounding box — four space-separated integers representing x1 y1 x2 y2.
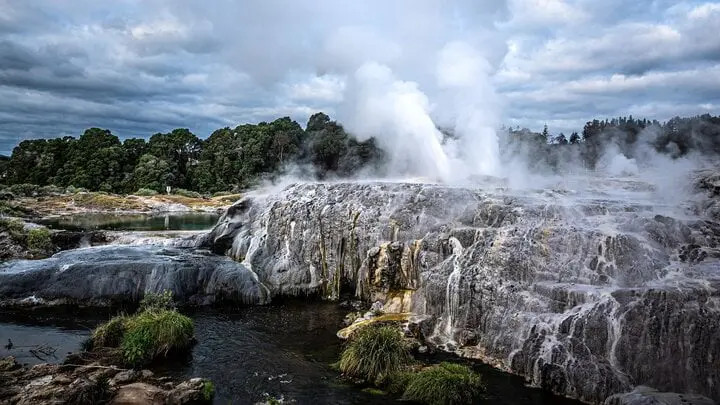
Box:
0 356 212 405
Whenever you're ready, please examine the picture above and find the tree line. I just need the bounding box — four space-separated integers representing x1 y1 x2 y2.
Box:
0 112 718 194
0 112 383 194
503 113 720 173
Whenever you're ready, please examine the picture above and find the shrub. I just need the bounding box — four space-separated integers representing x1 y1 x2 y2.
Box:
173 188 202 198
39 185 65 196
135 188 158 196
92 314 128 348
402 362 485 405
339 325 411 384
26 227 52 251
139 290 176 311
8 183 39 197
121 309 194 367
385 371 413 395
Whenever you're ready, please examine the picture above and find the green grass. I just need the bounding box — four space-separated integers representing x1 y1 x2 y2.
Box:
135 188 158 196
339 325 411 385
202 380 215 401
92 314 128 348
91 295 194 368
139 290 176 311
402 362 485 405
26 227 52 251
121 309 194 367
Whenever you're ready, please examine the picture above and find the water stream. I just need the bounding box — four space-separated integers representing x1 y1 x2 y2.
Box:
0 303 583 405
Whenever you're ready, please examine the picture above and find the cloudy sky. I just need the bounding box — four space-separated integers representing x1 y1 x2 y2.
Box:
1 0 718 154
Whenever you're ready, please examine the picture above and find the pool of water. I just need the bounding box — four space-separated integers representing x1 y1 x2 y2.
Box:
38 212 220 232
0 304 583 405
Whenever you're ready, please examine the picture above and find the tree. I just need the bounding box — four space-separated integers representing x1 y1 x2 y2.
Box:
541 124 549 143
554 133 568 145
569 132 581 145
132 154 173 192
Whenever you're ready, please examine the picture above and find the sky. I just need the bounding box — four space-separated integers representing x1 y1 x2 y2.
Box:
0 0 719 155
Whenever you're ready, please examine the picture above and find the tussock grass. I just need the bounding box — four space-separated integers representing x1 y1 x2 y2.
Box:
121 309 194 367
339 325 411 384
92 314 128 348
91 292 193 368
402 362 485 405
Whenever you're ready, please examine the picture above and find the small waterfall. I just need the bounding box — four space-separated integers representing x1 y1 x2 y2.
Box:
440 237 465 342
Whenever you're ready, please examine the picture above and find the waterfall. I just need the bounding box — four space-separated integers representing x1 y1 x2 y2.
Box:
441 236 465 342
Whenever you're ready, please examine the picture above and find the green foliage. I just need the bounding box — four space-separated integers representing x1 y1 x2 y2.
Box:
385 371 413 395
202 380 215 401
339 325 411 385
402 362 485 405
26 227 52 251
8 183 40 197
134 188 158 196
92 314 128 348
0 218 25 234
173 188 202 198
121 309 194 367
139 290 176 311
2 112 387 194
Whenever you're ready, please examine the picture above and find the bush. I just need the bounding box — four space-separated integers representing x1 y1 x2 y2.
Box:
139 290 176 311
135 188 158 196
39 185 65 195
26 227 52 251
8 183 39 197
339 325 411 384
402 362 485 405
121 309 194 367
92 314 128 348
173 188 202 198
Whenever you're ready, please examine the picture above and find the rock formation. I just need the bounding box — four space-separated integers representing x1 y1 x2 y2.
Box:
200 175 720 404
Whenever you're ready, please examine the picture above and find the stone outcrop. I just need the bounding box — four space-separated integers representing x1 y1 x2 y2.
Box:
0 245 268 307
0 356 211 405
200 175 720 404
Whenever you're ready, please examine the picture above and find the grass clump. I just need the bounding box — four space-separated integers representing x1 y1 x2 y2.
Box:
121 309 194 367
26 227 52 251
202 380 215 401
339 325 411 385
92 314 128 348
139 290 176 311
402 362 485 405
91 292 193 368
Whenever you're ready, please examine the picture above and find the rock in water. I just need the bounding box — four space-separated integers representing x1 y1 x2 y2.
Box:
201 177 720 403
0 245 269 306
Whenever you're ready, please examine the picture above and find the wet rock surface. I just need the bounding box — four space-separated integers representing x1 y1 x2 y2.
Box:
0 245 268 307
0 356 210 405
200 175 720 404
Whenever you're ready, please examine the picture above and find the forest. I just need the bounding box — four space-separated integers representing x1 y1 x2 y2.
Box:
1 113 719 194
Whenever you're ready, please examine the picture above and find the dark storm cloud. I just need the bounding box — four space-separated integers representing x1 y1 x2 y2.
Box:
0 0 718 154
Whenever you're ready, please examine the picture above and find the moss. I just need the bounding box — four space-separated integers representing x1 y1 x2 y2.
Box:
26 227 52 251
339 325 411 385
361 387 387 395
402 362 485 405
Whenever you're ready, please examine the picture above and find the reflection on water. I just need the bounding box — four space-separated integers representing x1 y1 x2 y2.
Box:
39 212 219 232
0 303 582 405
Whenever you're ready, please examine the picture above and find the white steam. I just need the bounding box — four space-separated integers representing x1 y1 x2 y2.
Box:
342 41 502 183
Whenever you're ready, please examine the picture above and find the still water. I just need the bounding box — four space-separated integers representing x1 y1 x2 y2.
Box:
0 303 582 405
38 212 220 232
